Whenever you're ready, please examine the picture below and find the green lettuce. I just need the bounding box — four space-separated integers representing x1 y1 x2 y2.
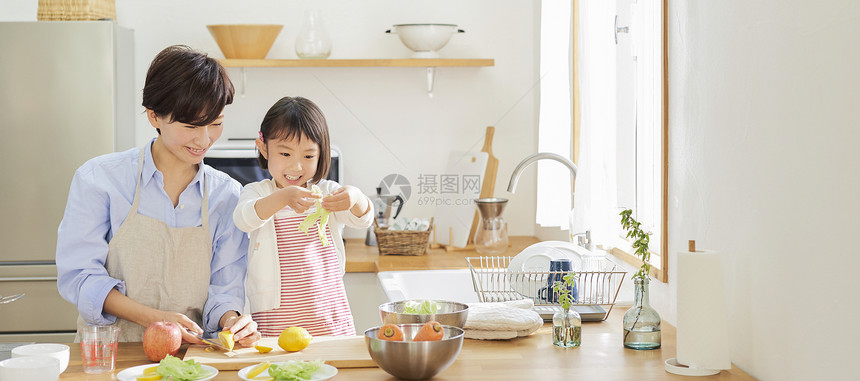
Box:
403 300 438 315
156 355 211 381
297 185 332 246
267 360 324 381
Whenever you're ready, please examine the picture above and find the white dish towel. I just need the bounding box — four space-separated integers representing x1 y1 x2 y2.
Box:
463 299 543 340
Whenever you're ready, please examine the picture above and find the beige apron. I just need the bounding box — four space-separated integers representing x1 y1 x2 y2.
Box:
76 147 212 342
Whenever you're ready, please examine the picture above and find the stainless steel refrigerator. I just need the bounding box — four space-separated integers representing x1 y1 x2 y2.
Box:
0 21 134 345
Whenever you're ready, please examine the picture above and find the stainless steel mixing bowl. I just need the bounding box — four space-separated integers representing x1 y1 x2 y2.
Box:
378 300 469 328
364 324 465 380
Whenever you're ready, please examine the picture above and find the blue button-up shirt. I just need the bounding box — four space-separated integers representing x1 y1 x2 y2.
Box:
56 139 249 336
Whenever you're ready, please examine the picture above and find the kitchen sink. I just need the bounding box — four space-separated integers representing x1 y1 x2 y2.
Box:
378 269 479 303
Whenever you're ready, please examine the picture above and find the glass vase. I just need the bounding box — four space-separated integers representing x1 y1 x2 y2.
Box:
622 277 661 350
295 9 332 59
552 307 581 347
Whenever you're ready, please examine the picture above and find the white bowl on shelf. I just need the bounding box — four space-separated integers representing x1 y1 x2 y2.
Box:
386 24 464 58
11 344 70 373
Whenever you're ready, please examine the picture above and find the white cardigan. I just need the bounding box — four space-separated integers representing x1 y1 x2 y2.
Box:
233 179 373 314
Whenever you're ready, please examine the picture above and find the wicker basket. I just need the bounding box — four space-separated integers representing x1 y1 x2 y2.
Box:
38 0 117 21
374 218 433 256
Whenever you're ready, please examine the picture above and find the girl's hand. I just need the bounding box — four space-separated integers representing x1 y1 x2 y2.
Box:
156 311 205 344
321 186 370 216
278 185 321 213
222 314 261 348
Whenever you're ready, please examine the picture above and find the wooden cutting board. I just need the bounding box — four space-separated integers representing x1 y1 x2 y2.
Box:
183 335 376 370
467 126 500 245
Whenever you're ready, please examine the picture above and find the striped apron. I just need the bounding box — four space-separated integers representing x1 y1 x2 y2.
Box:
252 209 355 337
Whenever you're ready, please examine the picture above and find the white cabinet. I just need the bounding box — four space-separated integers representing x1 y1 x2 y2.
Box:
343 272 390 335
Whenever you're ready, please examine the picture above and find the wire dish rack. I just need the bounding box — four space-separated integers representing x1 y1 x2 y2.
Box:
466 255 626 321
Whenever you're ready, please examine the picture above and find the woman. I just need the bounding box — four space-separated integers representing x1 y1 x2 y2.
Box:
56 45 259 346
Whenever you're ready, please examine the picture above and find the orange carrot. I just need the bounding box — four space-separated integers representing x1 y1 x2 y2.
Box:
379 324 404 341
413 321 444 341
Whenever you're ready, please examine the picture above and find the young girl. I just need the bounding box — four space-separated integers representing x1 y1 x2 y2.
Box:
56 45 260 345
233 96 373 337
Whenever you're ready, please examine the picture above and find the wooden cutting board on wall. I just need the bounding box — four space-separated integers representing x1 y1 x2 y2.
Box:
184 335 375 370
433 150 488 248
467 126 500 245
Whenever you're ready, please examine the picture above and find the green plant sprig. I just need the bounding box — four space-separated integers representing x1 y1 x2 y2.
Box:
620 209 651 280
552 273 578 310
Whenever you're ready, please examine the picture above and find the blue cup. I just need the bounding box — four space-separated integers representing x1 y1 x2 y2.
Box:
538 259 577 303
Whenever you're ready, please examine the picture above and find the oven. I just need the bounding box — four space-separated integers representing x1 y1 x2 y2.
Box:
205 139 342 185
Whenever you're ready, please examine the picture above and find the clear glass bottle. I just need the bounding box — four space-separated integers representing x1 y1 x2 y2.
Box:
553 307 582 347
623 277 662 350
295 9 332 59
474 198 508 255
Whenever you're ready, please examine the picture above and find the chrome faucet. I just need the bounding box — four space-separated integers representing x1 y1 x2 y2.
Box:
571 230 594 251
506 152 577 206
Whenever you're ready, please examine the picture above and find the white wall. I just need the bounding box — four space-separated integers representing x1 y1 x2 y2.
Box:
668 1 860 379
1 0 541 239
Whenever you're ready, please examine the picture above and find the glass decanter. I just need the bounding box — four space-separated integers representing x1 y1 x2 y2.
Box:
474 198 508 255
295 9 332 59
623 277 662 350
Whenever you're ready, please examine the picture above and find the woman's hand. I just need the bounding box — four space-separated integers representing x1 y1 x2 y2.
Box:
104 291 204 345
155 311 205 345
277 185 321 213
321 186 370 217
221 314 261 348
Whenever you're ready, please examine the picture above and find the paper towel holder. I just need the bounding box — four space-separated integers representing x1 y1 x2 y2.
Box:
665 239 731 376
665 358 722 376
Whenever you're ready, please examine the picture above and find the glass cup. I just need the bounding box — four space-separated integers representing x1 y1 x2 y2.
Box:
79 325 119 374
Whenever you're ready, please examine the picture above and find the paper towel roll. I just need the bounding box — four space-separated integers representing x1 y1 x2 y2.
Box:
672 250 731 374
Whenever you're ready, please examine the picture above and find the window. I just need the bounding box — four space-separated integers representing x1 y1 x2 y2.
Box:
538 0 667 281
610 0 666 280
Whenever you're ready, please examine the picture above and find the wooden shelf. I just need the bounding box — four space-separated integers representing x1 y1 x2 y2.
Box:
218 58 494 68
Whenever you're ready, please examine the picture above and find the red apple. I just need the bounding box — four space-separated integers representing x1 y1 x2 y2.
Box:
143 321 182 362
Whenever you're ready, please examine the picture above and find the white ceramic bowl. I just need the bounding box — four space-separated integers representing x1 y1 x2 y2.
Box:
0 356 61 381
11 343 70 373
386 24 464 58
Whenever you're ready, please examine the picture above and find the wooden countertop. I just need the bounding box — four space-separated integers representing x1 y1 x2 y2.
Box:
345 236 542 273
58 307 753 380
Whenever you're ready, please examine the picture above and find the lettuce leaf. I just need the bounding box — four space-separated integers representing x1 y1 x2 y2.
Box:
156 355 211 381
317 210 331 247
403 300 438 315
267 360 324 381
297 185 331 246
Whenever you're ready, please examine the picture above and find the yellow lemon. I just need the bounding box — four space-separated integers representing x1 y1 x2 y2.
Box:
246 361 270 378
218 330 235 351
136 374 162 381
142 365 159 375
278 327 312 352
254 345 273 353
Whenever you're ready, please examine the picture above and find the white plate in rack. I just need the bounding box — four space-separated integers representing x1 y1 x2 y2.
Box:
526 241 590 268
507 244 573 299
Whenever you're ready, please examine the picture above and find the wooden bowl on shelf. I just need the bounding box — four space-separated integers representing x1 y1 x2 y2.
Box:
206 24 283 59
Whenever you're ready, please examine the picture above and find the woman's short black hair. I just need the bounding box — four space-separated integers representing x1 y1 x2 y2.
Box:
258 97 331 184
142 45 234 126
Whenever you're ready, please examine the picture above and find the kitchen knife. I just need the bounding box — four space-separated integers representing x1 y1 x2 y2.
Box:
200 337 236 356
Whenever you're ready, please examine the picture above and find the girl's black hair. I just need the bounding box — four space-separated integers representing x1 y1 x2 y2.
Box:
258 97 331 183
